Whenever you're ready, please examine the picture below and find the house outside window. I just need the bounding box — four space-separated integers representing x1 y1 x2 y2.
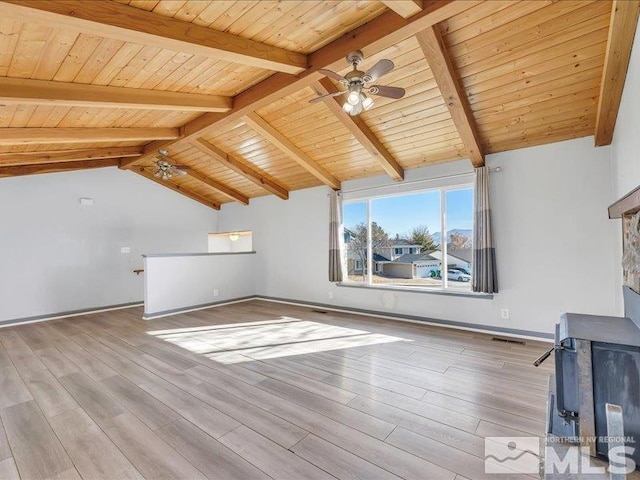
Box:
343 185 474 292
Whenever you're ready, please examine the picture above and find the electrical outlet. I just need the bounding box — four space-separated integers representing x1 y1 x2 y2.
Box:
213 289 219 297
501 308 510 319
328 292 333 300
120 247 131 254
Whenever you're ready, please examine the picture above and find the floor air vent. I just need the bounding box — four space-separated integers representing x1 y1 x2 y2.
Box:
311 309 328 314
491 336 526 345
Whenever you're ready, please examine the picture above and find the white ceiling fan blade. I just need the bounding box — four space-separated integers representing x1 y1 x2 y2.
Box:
363 59 394 83
309 91 344 104
318 69 348 84
368 85 405 99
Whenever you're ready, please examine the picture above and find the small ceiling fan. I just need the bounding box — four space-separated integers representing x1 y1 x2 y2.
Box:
153 149 189 181
310 50 405 115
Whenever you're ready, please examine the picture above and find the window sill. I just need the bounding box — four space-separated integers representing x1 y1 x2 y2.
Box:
336 282 493 299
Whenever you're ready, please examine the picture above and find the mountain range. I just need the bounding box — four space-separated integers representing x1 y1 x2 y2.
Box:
431 229 472 246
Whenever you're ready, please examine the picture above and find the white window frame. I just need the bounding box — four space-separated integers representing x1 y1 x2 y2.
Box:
342 183 473 291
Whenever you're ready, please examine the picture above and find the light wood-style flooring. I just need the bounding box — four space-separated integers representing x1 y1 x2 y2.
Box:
0 300 553 480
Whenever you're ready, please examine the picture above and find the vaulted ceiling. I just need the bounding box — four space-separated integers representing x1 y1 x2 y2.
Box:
0 0 638 210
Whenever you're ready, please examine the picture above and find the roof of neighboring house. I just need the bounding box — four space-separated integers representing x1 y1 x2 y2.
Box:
448 249 472 263
373 253 390 262
389 238 410 245
353 252 391 263
388 240 422 247
393 253 438 264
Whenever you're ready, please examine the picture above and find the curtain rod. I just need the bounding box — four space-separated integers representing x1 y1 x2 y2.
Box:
337 166 502 196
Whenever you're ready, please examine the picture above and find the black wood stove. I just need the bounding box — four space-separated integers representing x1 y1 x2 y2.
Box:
541 311 640 469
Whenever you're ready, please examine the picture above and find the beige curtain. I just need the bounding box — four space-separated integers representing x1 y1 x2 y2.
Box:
472 167 498 293
329 190 344 282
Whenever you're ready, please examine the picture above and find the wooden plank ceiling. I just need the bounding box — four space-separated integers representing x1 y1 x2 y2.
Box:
0 0 637 210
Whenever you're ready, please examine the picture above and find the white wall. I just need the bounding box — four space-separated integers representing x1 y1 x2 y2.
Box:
0 167 218 322
611 24 640 199
143 253 256 317
609 22 640 314
218 137 619 336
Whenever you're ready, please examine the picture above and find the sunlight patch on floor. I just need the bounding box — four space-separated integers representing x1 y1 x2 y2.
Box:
147 316 410 364
146 317 300 336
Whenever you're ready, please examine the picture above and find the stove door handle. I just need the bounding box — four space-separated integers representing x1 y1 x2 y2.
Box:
533 345 556 367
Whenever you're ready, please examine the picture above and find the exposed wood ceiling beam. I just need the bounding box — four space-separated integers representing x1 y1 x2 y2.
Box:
0 158 119 177
595 0 640 146
0 128 179 145
130 166 221 211
416 26 485 167
185 169 249 205
381 1 424 18
0 146 142 166
191 139 289 200
313 78 404 181
0 1 307 74
0 77 232 112
131 0 477 166
244 112 341 190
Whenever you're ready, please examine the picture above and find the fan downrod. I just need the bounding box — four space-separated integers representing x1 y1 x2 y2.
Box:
346 50 364 68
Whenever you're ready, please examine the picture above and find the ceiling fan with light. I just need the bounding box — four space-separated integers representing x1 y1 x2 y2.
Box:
152 149 189 180
310 50 406 115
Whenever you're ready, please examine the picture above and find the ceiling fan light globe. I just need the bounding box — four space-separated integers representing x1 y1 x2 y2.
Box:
342 102 354 113
362 96 374 110
347 91 360 106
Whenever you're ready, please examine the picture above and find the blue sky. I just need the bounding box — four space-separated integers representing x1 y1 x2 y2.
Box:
343 188 473 238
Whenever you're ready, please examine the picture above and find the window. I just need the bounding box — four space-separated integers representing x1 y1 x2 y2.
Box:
342 186 473 291
343 201 367 284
